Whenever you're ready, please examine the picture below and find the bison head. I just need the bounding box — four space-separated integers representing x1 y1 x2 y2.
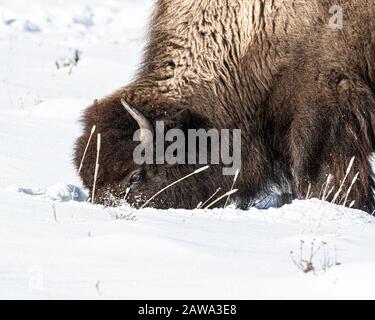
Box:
74 96 233 209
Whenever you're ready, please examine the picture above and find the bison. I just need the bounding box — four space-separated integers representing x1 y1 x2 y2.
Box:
74 0 375 212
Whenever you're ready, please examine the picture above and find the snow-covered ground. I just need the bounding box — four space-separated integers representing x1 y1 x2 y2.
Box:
1 0 375 300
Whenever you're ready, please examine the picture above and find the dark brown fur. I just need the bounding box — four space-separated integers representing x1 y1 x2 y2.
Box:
74 0 375 212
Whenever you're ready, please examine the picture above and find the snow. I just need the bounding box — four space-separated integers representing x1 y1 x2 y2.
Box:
1 0 375 300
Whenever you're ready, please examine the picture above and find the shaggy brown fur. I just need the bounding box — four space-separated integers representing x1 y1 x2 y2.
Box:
74 0 375 212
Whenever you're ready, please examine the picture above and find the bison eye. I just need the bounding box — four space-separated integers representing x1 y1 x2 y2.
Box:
130 171 144 184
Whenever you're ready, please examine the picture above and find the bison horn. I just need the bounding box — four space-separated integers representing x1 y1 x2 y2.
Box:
121 98 154 145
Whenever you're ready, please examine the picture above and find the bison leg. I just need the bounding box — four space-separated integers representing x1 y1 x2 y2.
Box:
290 78 375 213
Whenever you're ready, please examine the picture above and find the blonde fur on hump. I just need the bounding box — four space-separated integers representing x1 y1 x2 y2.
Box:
137 0 328 103
139 0 254 99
